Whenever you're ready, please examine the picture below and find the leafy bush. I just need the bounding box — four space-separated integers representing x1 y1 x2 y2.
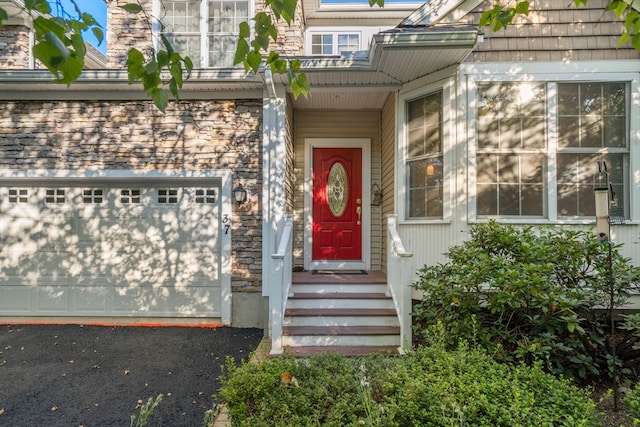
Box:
625 382 640 425
218 345 600 426
412 221 640 380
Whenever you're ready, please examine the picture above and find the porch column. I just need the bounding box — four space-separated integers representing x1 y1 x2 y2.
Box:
262 70 288 329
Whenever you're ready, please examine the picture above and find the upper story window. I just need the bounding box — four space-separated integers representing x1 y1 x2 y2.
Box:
475 81 629 220
310 32 361 56
406 91 443 219
158 0 249 68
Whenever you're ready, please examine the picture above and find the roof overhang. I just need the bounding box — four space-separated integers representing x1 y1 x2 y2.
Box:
273 26 480 108
0 69 264 100
0 26 478 109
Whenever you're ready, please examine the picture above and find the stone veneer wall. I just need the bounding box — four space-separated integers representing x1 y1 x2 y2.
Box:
106 0 153 68
254 0 305 57
0 25 30 69
0 99 263 291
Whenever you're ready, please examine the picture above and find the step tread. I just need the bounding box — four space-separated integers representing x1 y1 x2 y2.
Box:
281 345 399 357
283 325 400 335
285 308 397 317
289 292 391 300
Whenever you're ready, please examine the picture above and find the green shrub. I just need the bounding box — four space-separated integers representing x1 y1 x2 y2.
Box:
218 346 599 426
412 220 640 380
625 383 640 425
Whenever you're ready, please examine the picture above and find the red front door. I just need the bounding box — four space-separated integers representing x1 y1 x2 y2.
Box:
312 148 362 260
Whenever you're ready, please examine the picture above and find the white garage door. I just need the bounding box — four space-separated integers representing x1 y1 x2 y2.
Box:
0 180 223 317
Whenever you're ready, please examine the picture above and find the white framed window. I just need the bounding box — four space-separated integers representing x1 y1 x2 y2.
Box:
406 91 444 219
157 0 250 68
466 68 636 223
310 32 361 55
476 82 547 217
398 77 454 223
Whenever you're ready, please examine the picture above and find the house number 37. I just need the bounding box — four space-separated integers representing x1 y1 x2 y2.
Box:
223 214 230 234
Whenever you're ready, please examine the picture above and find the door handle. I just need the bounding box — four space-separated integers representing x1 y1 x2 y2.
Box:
356 206 361 225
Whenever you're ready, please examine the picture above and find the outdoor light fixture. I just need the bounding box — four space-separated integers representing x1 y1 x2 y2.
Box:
371 183 383 206
233 184 247 205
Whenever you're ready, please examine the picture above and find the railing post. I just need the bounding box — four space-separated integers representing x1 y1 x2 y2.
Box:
387 214 414 354
270 214 293 356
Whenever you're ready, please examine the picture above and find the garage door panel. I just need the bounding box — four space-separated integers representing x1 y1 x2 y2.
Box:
74 284 110 313
0 181 224 318
111 284 222 317
0 285 31 312
36 283 71 312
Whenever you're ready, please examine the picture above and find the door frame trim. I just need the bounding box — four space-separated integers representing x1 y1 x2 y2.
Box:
303 138 371 271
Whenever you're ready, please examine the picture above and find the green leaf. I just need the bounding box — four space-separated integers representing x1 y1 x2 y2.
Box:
368 0 384 7
239 21 251 39
150 88 169 113
160 34 175 55
92 27 105 45
57 56 83 85
120 3 143 14
25 0 50 14
290 73 310 99
169 62 184 88
33 41 62 76
169 79 179 100
33 16 67 41
0 7 9 27
247 51 262 74
234 38 250 65
126 48 146 81
290 58 301 72
618 32 630 46
183 56 194 74
43 31 71 60
515 1 529 15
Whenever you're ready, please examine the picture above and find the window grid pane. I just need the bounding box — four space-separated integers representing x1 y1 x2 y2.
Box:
558 83 626 148
8 188 29 204
337 34 359 54
476 153 544 217
311 34 333 55
45 189 66 204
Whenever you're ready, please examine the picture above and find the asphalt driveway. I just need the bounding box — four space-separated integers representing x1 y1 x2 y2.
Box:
0 323 263 427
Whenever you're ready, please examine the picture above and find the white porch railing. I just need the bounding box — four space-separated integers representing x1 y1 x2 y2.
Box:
269 214 294 355
387 214 414 354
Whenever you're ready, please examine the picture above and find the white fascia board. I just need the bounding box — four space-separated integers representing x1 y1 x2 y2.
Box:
400 0 483 26
297 27 477 72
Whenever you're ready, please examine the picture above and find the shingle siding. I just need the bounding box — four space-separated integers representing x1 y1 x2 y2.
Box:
465 0 640 62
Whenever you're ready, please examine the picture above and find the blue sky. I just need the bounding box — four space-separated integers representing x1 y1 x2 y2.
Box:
49 0 107 54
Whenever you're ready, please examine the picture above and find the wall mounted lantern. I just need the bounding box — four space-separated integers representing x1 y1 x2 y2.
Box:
371 183 383 206
233 184 248 205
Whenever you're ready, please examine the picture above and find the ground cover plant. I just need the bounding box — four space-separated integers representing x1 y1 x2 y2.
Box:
412 221 640 383
218 345 600 426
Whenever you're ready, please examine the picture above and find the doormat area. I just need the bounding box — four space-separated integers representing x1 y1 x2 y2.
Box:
312 270 368 275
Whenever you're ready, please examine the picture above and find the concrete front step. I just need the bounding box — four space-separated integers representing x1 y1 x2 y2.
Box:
284 315 399 327
282 345 399 357
282 325 401 347
287 295 395 309
291 283 389 294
